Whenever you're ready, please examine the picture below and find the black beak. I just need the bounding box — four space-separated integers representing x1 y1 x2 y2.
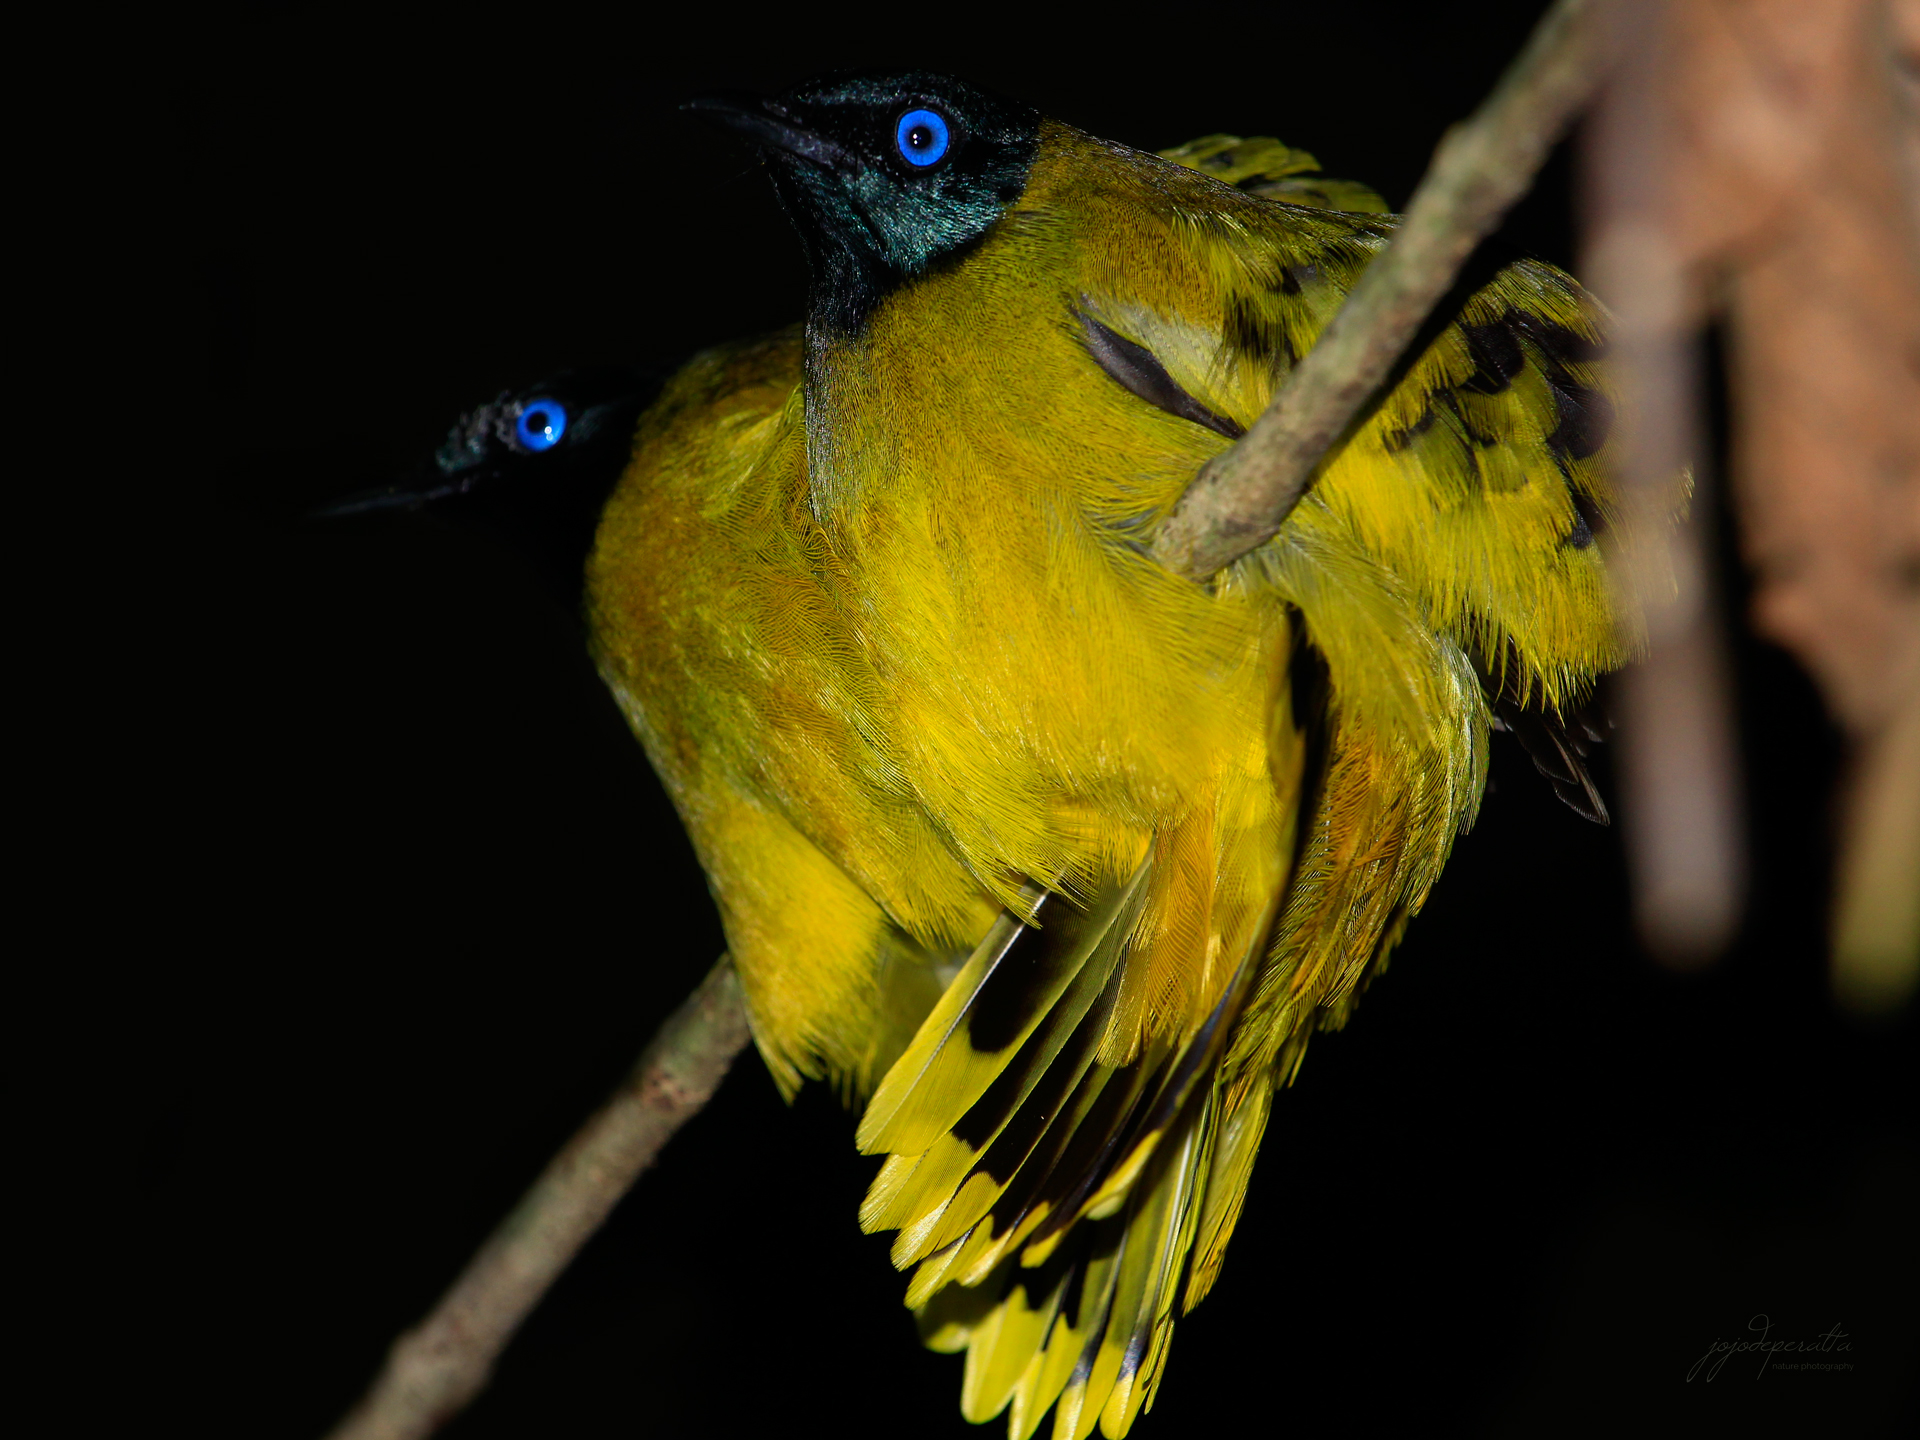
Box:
683 93 858 174
306 464 472 520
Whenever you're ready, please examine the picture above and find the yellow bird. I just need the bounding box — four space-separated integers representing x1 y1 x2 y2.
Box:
584 71 1622 1440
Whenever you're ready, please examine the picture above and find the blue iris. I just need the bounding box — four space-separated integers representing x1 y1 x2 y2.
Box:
894 108 950 168
515 399 567 452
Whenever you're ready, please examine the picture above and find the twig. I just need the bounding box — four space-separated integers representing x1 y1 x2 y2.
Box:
1151 0 1614 580
325 956 752 1440
1581 0 1745 963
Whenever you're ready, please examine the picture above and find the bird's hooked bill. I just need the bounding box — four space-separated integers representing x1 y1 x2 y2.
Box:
683 94 860 174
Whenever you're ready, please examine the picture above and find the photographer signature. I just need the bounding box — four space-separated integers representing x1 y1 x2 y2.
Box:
1687 1315 1853 1381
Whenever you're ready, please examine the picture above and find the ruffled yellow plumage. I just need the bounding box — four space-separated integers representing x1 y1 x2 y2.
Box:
587 121 1624 1438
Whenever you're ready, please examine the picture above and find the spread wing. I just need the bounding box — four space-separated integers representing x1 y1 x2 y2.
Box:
861 862 1272 1440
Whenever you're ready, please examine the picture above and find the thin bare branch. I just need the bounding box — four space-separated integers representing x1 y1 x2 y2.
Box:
325 956 752 1440
1581 0 1747 963
1150 0 1614 580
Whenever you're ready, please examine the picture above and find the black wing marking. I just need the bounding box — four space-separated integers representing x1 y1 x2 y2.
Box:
1077 310 1246 442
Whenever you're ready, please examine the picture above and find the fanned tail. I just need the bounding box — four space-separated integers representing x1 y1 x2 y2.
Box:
863 857 1269 1439
929 1085 1216 1440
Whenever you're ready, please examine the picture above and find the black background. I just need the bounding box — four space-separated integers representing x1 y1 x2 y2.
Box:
86 2 1915 1435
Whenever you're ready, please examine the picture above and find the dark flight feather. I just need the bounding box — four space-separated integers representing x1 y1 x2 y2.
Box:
1492 696 1611 825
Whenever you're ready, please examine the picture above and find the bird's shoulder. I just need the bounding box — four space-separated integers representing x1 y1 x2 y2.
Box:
1006 126 1627 713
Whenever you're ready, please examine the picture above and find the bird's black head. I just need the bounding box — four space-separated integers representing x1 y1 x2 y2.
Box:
690 71 1040 336
314 367 656 611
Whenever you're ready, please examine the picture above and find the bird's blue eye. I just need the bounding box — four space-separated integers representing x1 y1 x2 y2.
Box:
894 108 950 168
514 399 567 451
